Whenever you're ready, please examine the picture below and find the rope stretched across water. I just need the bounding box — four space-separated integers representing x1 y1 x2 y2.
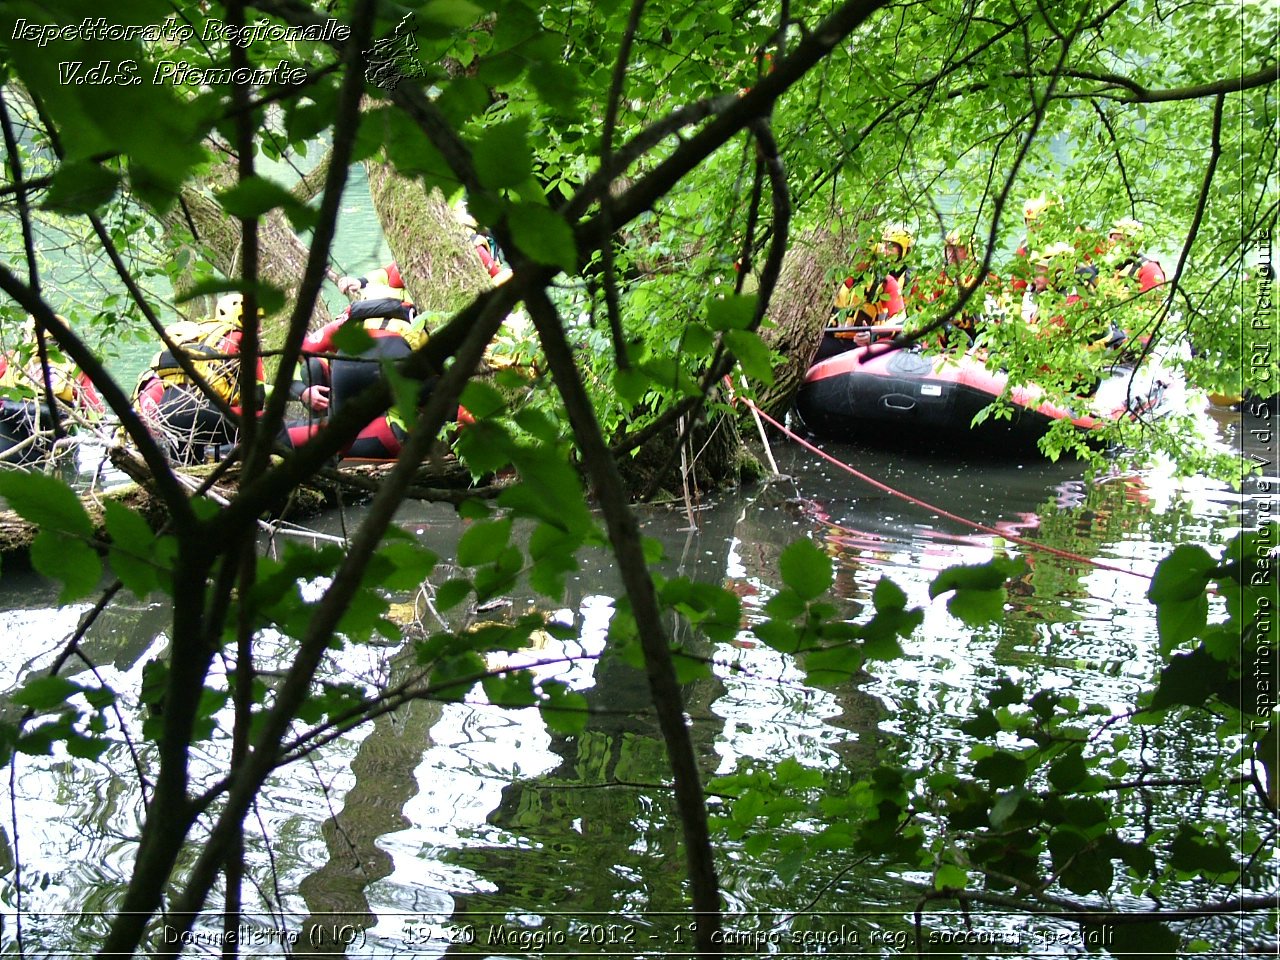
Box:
740 396 1151 581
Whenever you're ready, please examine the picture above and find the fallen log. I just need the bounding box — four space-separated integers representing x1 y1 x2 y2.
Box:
0 444 496 571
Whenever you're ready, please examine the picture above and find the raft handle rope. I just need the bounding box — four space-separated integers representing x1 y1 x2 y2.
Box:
734 389 1150 581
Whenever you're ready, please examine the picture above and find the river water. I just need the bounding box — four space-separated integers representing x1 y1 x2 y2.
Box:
0 399 1266 956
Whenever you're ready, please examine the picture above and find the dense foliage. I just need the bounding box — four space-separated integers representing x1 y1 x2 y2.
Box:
0 0 1275 955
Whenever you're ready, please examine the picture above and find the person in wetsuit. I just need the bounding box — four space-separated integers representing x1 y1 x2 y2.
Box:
132 294 264 464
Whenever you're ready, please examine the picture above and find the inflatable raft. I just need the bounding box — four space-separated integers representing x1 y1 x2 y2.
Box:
0 398 61 465
795 329 1168 450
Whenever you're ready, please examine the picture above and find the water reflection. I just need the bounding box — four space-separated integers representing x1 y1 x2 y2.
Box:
0 410 1251 955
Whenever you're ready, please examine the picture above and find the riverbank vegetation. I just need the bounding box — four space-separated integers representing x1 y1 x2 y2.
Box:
0 0 1275 954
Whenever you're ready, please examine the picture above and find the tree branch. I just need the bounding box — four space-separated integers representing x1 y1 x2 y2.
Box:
526 287 723 955
1059 64 1277 103
597 0 648 372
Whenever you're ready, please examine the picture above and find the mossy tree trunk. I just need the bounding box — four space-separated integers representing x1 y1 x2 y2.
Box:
158 144 333 351
749 223 863 418
617 403 758 502
363 163 491 315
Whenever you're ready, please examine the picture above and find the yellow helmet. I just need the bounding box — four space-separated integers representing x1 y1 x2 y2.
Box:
214 293 265 325
881 222 914 256
1023 195 1053 222
215 293 245 325
1110 217 1145 241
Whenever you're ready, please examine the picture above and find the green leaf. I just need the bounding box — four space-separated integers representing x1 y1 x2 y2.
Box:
472 117 533 190
102 501 161 598
1147 545 1215 603
705 294 758 331
763 588 806 620
459 380 507 420
331 319 376 354
861 606 917 660
933 864 968 890
1154 593 1208 652
435 578 473 611
989 787 1031 828
215 175 315 229
660 578 742 642
1061 796 1109 828
753 619 800 653
17 722 61 756
1048 829 1114 895
31 531 101 604
508 202 578 274
527 61 582 111
804 644 863 687
454 420 515 475
512 407 561 444
65 732 110 761
974 750 1029 788
778 539 833 601
527 523 578 599
41 160 120 214
457 498 492 521
436 76 490 126
335 588 391 642
11 676 84 711
477 50 526 86
613 366 649 405
930 557 1023 599
681 322 716 356
671 647 712 684
1047 749 1090 792
872 577 908 613
1168 825 1238 876
988 678 1023 708
723 329 775 385
946 587 1005 626
431 651 487 702
1149 645 1232 710
1103 921 1180 959
473 544 523 601
419 0 484 28
540 680 587 734
961 709 1000 739
1116 838 1157 877
373 540 438 591
501 444 593 535
482 670 538 708
0 471 94 537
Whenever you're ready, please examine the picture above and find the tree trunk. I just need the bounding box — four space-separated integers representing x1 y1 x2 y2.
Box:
157 145 334 347
363 164 491 314
750 224 861 418
617 396 762 501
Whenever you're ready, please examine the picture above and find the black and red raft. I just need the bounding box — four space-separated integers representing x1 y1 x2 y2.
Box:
794 327 1169 452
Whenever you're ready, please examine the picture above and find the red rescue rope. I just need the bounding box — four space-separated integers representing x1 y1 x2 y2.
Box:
739 393 1151 581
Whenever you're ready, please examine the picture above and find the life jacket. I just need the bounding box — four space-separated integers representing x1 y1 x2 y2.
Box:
1116 254 1165 293
472 233 506 279
352 265 406 301
833 271 902 325
0 352 102 415
149 319 243 405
